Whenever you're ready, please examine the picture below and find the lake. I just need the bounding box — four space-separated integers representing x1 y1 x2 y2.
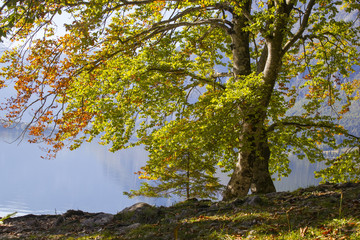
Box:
0 127 322 217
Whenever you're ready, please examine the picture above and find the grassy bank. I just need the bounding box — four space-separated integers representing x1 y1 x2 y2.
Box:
1 182 360 239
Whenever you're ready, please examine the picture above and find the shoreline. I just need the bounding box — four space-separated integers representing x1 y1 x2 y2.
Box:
1 182 360 239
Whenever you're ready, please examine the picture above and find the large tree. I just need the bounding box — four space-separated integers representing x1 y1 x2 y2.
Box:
0 0 359 200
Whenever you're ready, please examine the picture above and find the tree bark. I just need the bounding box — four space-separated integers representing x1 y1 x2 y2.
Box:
251 126 276 194
221 0 303 200
223 115 276 200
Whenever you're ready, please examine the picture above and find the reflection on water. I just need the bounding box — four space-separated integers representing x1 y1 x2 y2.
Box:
0 127 322 217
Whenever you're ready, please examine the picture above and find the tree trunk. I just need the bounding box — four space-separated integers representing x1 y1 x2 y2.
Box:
222 0 297 201
251 128 275 194
223 116 276 201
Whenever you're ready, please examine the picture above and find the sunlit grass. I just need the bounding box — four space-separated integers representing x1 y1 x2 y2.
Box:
2 183 360 239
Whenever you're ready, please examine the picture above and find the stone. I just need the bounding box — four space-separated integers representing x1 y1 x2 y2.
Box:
118 223 142 234
80 213 114 227
63 210 85 218
93 213 114 225
121 202 152 213
208 203 220 211
116 202 160 224
185 198 198 203
124 222 142 230
231 198 245 207
55 216 65 226
244 196 263 206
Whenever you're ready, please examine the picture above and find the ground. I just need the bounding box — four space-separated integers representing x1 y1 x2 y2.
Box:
1 182 360 239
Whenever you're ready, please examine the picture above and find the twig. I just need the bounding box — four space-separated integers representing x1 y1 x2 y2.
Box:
339 190 343 218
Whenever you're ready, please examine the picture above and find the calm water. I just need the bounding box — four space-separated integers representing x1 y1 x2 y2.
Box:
0 127 322 217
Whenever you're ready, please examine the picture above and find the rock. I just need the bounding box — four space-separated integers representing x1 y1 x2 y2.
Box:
244 196 263 206
115 202 160 224
196 200 212 209
175 209 190 220
121 202 152 213
118 223 142 234
208 203 220 211
63 210 85 218
81 213 114 227
265 191 288 199
231 198 245 207
55 216 65 226
124 222 142 230
185 198 198 203
80 218 93 227
94 213 114 225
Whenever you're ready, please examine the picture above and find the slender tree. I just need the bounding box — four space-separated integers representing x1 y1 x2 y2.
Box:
0 0 359 200
131 119 225 199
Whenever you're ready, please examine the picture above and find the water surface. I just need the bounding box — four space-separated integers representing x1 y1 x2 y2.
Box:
0 127 322 217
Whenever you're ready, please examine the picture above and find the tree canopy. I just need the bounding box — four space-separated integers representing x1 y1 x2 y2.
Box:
0 0 360 200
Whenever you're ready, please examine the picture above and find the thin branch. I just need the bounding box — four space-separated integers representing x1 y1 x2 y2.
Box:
146 66 227 90
76 17 232 75
0 0 13 12
281 0 316 56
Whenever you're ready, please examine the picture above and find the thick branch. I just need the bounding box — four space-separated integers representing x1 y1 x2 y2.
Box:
267 121 360 140
257 44 268 74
